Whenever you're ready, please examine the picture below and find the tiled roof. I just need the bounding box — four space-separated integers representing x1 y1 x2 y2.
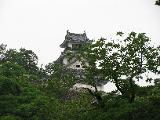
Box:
60 30 91 48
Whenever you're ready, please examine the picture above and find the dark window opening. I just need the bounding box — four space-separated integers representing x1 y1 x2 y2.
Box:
76 65 80 68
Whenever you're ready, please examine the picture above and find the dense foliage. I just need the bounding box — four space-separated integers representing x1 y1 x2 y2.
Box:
155 0 160 5
0 31 160 120
75 32 160 105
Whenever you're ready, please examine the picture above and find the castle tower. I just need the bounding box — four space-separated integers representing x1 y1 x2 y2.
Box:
56 30 91 70
56 30 105 92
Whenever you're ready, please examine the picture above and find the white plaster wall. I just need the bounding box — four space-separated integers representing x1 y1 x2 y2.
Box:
73 82 117 93
73 83 104 92
68 43 72 48
68 60 84 69
63 57 68 65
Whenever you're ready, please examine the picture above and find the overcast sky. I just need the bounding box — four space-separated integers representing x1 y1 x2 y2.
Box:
0 0 160 66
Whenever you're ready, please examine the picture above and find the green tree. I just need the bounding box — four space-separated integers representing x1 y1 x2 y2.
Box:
0 62 26 79
119 32 159 102
0 75 58 120
156 0 160 5
1 47 44 84
80 32 160 103
0 76 21 96
2 48 38 75
45 63 76 99
80 42 105 108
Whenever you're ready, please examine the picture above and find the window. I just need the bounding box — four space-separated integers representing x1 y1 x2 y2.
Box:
76 65 80 68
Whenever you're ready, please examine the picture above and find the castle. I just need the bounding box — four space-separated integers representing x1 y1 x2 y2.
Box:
56 30 107 92
56 30 91 70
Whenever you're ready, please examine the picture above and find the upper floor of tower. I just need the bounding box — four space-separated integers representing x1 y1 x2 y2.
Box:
60 30 91 50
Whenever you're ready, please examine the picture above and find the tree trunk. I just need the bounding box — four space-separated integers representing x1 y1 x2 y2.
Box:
87 88 104 108
128 78 135 103
114 78 125 95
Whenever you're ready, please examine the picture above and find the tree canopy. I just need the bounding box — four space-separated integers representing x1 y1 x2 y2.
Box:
78 32 160 103
0 31 160 119
156 0 160 5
